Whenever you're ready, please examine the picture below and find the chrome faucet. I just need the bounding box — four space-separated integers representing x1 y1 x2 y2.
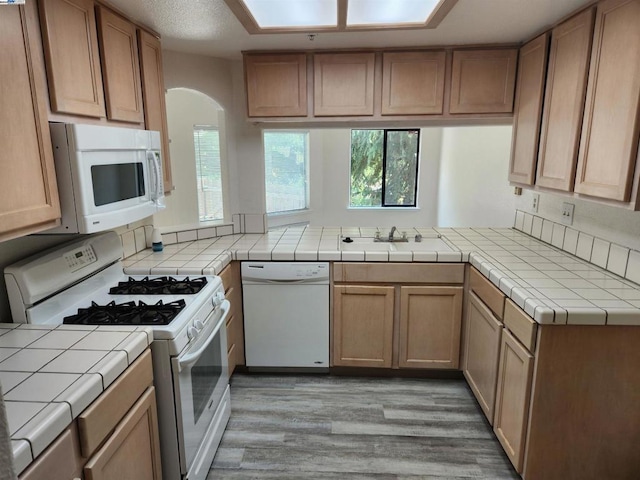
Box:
388 226 397 241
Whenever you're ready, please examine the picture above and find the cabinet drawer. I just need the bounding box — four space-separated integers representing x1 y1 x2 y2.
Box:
334 263 464 284
78 349 153 457
469 267 505 319
503 299 537 352
19 423 83 480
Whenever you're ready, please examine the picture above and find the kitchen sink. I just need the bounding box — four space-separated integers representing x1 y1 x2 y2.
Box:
339 236 453 252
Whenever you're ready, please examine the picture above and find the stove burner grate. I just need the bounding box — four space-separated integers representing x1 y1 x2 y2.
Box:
63 299 186 326
109 276 208 295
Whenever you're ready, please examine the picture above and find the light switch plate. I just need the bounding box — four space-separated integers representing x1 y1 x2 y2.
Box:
531 193 540 213
561 202 574 225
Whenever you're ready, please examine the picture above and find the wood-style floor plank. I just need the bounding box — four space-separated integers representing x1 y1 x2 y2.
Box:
209 374 519 479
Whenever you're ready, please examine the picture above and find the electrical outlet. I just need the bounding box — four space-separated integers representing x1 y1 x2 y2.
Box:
561 202 575 225
532 193 540 213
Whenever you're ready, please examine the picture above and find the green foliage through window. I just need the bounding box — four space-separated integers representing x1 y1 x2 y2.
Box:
350 129 420 207
194 126 223 221
264 131 309 213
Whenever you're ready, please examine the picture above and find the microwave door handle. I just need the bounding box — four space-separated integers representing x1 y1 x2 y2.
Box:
147 150 164 203
178 300 230 369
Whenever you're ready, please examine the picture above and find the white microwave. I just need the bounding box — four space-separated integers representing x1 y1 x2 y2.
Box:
45 123 165 234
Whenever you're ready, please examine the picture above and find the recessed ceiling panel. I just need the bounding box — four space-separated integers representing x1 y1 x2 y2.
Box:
242 0 337 28
347 0 441 26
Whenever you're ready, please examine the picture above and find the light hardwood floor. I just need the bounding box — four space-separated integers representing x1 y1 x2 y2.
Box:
210 374 519 479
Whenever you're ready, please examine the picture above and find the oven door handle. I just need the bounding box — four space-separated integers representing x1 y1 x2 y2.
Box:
178 300 230 369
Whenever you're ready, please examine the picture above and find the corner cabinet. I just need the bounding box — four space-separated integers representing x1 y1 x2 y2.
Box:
508 34 549 185
96 6 144 124
449 49 518 114
244 53 308 117
138 29 173 192
381 51 446 115
332 263 464 369
574 0 640 202
314 53 375 116
38 0 106 118
0 1 61 242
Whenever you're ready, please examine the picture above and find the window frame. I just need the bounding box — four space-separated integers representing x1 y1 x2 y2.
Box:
263 129 310 215
349 128 421 208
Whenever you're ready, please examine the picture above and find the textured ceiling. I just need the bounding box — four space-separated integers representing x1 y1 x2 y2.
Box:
107 0 595 60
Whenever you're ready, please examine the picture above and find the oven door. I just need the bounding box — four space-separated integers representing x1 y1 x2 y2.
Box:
171 300 230 475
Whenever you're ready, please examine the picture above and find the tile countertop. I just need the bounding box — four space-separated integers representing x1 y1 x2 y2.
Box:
123 226 640 326
0 324 152 475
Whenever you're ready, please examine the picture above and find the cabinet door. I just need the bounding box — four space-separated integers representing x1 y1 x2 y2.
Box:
536 8 595 192
332 285 394 368
38 0 105 118
509 34 549 185
244 54 307 117
19 424 83 480
449 49 518 114
575 0 640 201
381 51 446 115
493 329 534 474
96 6 144 123
314 53 375 116
463 293 503 424
138 29 173 192
84 387 161 480
398 286 463 369
0 3 61 242
220 262 245 375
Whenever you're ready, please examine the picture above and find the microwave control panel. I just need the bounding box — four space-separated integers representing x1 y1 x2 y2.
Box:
64 246 97 272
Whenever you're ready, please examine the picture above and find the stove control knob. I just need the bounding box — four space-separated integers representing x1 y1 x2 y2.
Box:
194 320 205 330
187 326 199 341
213 291 225 307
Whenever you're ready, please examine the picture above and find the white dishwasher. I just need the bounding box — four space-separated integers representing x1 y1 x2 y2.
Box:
241 262 329 368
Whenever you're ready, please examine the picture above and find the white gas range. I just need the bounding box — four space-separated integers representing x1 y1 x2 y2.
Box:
4 232 231 480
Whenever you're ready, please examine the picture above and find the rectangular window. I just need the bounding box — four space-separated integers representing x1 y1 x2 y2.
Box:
350 129 420 207
194 126 224 221
264 130 309 214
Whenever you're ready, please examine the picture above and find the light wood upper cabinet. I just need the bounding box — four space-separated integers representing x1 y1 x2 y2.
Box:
96 6 144 123
509 34 549 185
381 51 446 115
0 2 61 242
245 54 307 117
493 328 534 474
332 285 395 368
575 0 640 201
398 286 463 369
463 292 503 424
449 49 518 114
314 53 375 116
138 29 173 192
536 8 595 192
38 0 106 118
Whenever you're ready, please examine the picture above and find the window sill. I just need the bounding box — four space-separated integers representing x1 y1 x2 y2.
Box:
347 206 421 211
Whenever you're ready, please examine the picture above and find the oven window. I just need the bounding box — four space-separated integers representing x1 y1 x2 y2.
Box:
91 163 145 206
191 329 223 424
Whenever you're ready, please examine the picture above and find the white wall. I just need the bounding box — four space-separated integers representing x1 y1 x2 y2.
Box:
438 126 516 227
154 89 225 227
516 190 640 251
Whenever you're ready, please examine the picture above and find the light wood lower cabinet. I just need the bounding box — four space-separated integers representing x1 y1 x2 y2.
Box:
493 328 534 474
0 1 61 242
220 262 245 375
332 264 464 370
398 286 463 369
332 285 395 368
84 387 161 480
462 292 503 424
